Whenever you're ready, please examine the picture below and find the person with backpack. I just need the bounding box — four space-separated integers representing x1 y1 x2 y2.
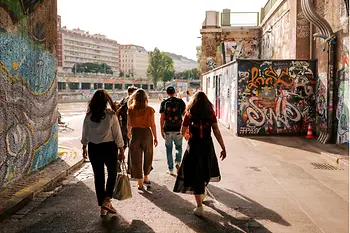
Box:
159 86 186 175
117 86 137 172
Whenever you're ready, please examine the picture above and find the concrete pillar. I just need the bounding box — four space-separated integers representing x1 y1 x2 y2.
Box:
78 82 82 90
289 0 310 59
148 83 151 92
122 83 126 90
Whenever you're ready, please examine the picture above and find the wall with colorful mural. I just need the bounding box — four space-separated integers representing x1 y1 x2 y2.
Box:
0 0 58 188
336 37 349 145
203 60 317 136
223 37 259 63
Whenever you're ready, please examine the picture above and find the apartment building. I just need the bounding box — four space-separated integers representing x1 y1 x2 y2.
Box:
57 19 120 75
120 44 148 79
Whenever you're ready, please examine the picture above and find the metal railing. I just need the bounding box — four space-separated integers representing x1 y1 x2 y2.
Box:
221 12 260 27
261 0 278 21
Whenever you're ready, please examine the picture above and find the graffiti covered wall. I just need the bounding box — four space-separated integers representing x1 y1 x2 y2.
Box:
236 60 317 135
336 37 349 145
0 0 58 188
223 37 259 63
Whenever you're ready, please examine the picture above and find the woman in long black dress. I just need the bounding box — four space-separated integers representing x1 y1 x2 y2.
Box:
173 91 226 217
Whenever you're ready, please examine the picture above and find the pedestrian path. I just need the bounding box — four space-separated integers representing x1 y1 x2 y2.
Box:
0 146 83 220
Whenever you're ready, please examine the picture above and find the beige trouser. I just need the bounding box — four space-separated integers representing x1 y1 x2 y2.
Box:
129 127 153 179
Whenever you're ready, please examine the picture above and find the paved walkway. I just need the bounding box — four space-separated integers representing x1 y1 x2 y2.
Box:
0 102 348 233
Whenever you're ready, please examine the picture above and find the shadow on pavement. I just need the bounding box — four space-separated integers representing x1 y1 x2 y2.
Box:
7 178 155 233
207 184 290 227
246 136 349 156
140 182 273 233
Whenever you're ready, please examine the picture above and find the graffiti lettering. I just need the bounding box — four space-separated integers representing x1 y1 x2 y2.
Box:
243 96 301 129
238 60 316 135
239 127 260 135
248 66 294 89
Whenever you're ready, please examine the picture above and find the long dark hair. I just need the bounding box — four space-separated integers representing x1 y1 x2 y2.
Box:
185 91 215 121
87 90 117 123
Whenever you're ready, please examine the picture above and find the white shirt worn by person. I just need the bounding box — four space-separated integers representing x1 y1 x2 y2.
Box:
81 109 124 148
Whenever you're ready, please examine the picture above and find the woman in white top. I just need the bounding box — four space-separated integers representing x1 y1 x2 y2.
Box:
81 90 125 217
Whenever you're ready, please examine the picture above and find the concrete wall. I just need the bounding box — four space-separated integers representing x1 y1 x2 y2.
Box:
313 0 349 145
260 0 311 60
259 0 349 145
200 27 261 74
203 59 317 136
260 0 293 59
0 0 58 188
58 91 167 103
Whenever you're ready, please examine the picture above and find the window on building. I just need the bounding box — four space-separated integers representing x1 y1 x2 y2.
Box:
105 84 113 90
114 84 122 90
58 82 66 90
150 84 154 90
68 82 79 90
141 84 148 90
81 83 91 90
94 83 103 89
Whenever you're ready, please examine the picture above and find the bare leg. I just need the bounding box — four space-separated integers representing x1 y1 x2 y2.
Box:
137 179 143 189
194 195 202 207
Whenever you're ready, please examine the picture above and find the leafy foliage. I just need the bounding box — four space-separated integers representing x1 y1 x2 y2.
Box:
147 48 175 89
72 63 113 74
174 68 200 80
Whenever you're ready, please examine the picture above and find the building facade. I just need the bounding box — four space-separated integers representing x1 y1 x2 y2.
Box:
200 1 349 145
57 19 120 75
119 44 148 79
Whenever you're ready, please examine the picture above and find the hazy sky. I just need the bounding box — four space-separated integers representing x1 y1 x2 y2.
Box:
58 0 267 60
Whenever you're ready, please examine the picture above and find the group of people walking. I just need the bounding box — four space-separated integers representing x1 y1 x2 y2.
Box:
81 86 226 217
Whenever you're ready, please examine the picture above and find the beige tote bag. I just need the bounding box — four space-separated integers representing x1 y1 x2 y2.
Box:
113 162 132 200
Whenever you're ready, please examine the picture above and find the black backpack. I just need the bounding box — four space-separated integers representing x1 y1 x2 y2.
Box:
164 99 183 131
118 97 128 124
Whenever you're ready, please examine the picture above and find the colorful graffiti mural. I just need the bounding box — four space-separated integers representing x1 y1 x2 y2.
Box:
206 57 216 70
223 38 259 63
237 60 317 135
0 0 57 188
336 38 349 145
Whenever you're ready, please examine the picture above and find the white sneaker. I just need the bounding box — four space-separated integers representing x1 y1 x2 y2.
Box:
167 169 176 175
193 205 204 217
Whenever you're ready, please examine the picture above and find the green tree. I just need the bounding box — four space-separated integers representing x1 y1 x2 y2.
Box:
183 70 192 80
160 52 175 89
119 71 124 77
72 62 112 74
191 68 200 80
147 47 163 89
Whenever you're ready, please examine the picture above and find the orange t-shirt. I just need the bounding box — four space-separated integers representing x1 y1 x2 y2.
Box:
128 106 155 128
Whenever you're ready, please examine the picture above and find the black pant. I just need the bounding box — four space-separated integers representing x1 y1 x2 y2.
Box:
88 141 118 206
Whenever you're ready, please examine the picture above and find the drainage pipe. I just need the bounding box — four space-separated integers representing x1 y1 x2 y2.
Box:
301 0 336 143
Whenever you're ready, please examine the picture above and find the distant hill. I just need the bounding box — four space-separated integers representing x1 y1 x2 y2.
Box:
166 52 196 62
165 52 197 72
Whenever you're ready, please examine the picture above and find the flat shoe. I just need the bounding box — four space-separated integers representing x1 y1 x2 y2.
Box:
143 180 151 185
100 208 108 217
138 185 144 190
